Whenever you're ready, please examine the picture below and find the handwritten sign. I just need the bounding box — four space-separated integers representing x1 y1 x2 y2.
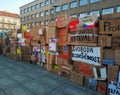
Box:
72 46 102 66
99 20 120 34
108 81 120 95
71 27 98 43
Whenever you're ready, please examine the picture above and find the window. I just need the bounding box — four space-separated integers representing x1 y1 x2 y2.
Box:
90 0 100 3
27 15 30 20
20 10 24 14
56 6 61 12
62 4 68 10
24 9 27 13
35 4 39 9
45 10 49 15
24 17 27 21
35 13 39 18
80 0 88 6
50 0 54 4
40 21 44 25
31 22 35 27
31 14 35 18
117 6 120 12
45 0 49 6
79 13 87 17
40 12 44 16
102 8 114 15
50 9 54 14
40 2 44 8
71 14 78 18
90 10 99 16
35 22 39 26
31 6 35 10
45 20 48 25
27 7 31 12
70 1 77 8
21 17 24 22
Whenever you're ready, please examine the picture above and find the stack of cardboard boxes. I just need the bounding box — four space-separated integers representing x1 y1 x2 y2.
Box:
0 13 120 95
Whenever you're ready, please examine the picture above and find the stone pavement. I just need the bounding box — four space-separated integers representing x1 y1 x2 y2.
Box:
0 55 103 95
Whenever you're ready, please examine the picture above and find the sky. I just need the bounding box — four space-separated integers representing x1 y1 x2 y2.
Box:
0 0 34 14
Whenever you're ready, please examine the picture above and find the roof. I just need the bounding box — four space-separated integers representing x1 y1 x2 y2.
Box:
0 11 20 18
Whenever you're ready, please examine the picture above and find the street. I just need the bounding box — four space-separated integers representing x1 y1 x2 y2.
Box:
0 55 102 95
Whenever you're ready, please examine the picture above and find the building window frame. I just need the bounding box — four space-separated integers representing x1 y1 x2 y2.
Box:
50 0 54 4
70 1 77 8
50 9 54 14
102 7 114 15
40 2 44 8
90 10 100 16
117 6 120 12
80 0 88 6
44 0 49 6
45 10 49 16
62 4 68 11
90 0 100 4
55 6 61 12
79 12 88 17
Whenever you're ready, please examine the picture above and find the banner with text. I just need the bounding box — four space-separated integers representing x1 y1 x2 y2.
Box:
108 81 120 95
72 46 101 66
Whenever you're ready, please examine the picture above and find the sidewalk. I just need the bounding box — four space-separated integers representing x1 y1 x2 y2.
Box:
0 55 103 95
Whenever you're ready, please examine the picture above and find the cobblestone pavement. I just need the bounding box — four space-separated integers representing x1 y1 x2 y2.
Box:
0 55 103 95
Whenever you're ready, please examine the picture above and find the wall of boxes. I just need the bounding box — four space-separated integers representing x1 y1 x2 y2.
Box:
0 12 120 95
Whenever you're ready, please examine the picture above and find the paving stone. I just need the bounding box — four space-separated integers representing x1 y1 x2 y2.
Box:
0 77 18 89
4 86 35 95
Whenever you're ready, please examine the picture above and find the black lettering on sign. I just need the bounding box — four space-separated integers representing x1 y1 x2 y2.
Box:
104 22 120 32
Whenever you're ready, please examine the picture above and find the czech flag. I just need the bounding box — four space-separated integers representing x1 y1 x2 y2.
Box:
83 21 97 29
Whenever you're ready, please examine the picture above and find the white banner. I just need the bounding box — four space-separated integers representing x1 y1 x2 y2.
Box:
108 81 120 95
72 46 101 66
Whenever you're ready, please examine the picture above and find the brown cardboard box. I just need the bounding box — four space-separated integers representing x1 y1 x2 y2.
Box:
115 50 120 65
97 80 107 95
21 46 32 55
79 62 94 77
57 14 71 28
22 54 31 63
25 38 31 46
70 71 85 85
47 27 58 38
103 49 115 59
98 35 111 47
58 28 68 46
47 22 56 27
108 66 119 82
73 61 80 73
30 25 46 36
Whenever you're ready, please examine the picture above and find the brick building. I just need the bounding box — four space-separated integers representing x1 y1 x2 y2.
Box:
20 0 120 27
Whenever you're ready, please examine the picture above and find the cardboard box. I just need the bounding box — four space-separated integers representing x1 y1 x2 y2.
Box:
73 61 80 73
103 49 115 59
99 20 120 34
97 80 107 94
57 14 71 28
30 25 46 36
70 71 85 86
47 22 56 27
115 50 120 66
21 46 32 55
58 27 68 46
79 62 94 77
98 35 111 47
108 66 119 82
22 54 31 63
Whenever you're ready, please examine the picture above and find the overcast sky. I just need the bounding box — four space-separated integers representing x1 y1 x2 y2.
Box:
0 0 33 14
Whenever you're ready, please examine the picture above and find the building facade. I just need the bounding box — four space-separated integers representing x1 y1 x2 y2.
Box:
20 0 120 27
0 11 20 32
